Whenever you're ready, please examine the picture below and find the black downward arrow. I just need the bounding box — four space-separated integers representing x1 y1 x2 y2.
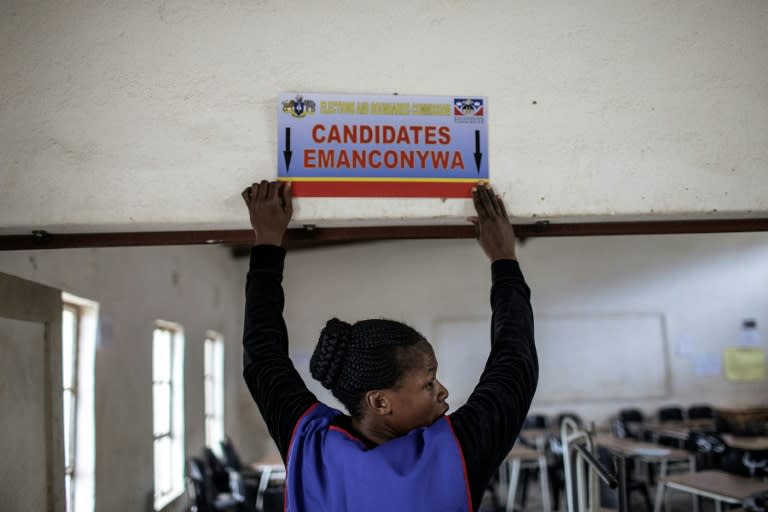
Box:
473 130 482 173
283 127 293 172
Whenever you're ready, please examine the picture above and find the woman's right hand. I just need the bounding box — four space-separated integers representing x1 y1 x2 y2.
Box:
469 183 517 262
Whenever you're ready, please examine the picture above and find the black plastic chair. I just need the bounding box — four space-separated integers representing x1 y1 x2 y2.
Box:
186 457 242 512
687 404 714 420
656 406 685 448
522 414 549 430
618 408 646 439
220 437 246 472
743 488 768 511
657 406 684 422
686 432 727 470
619 408 645 423
722 447 768 479
204 447 232 494
218 439 263 510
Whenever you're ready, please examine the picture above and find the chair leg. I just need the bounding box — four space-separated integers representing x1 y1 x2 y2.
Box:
548 468 561 512
640 484 652 512
520 469 530 508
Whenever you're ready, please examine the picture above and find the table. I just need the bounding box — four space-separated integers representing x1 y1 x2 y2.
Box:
250 452 286 511
658 469 768 512
503 443 551 512
642 419 716 441
717 407 768 432
722 434 768 451
596 434 696 512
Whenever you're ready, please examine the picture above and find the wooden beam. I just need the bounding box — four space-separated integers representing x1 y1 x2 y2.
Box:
1 218 767 252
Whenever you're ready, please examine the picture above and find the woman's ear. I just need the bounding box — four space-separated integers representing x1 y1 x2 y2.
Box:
364 390 392 416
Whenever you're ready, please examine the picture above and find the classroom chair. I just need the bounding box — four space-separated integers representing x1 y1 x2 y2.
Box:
657 406 684 422
523 414 549 430
656 406 686 448
204 447 232 495
721 447 768 479
686 431 727 470
618 408 646 440
186 457 243 512
619 408 645 423
220 437 261 483
220 437 246 471
687 404 714 420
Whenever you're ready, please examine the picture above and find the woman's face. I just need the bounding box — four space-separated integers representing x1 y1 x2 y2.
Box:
384 341 450 434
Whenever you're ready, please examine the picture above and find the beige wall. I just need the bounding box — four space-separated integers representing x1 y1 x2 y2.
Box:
1 0 767 233
0 245 250 512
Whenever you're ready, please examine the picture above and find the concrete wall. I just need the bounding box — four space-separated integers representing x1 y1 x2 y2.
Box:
1 0 767 234
0 245 251 512
246 232 768 436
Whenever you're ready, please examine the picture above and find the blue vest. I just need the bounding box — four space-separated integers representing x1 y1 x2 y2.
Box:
285 403 472 512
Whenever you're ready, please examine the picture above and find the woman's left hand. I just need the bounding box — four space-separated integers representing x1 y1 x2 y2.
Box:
241 180 293 246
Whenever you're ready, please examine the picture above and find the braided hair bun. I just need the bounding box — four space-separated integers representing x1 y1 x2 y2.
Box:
309 317 427 417
310 318 352 389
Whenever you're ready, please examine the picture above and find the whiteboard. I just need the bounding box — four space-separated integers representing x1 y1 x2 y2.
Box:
535 313 670 402
433 312 670 408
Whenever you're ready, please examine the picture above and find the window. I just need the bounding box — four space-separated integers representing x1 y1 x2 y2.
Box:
153 322 185 511
204 333 225 450
61 293 97 512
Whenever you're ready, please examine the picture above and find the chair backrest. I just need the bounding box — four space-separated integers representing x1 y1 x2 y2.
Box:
722 448 768 478
557 412 583 428
619 408 644 423
186 457 211 511
658 406 684 422
743 489 768 512
220 436 244 471
687 404 714 419
611 418 629 438
687 432 727 455
523 414 549 429
204 447 231 493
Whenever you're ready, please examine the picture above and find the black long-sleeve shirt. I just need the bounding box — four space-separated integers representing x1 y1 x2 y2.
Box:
242 245 538 511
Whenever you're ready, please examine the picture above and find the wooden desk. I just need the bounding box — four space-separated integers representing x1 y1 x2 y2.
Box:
641 419 717 450
642 419 716 441
658 469 768 512
597 434 696 512
250 454 286 512
722 434 768 451
596 434 691 461
717 407 768 432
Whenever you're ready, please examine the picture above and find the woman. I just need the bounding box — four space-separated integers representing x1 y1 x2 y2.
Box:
241 181 537 511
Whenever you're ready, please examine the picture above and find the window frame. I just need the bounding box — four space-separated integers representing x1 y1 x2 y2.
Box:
203 332 225 450
61 292 98 512
62 303 80 511
152 321 185 511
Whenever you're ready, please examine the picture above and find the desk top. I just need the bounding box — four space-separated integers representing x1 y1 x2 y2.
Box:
507 444 542 461
722 434 768 451
596 434 690 460
642 419 716 439
664 470 768 501
519 427 550 440
251 450 284 469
